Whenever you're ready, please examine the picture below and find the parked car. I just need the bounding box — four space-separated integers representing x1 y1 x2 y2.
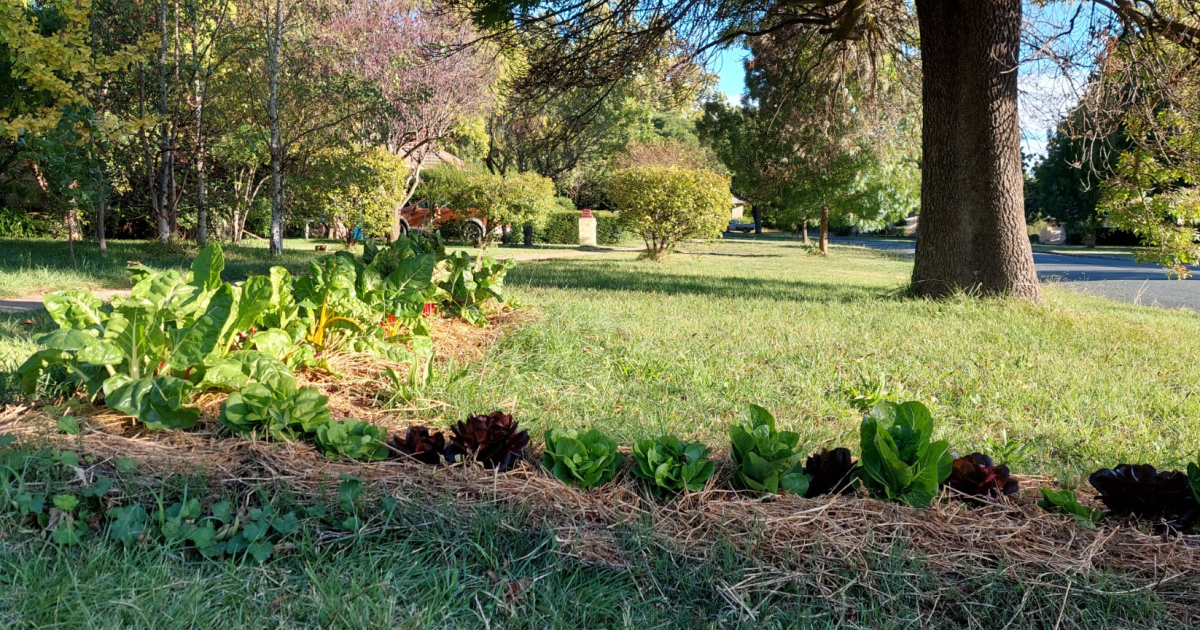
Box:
727 219 755 233
399 198 490 244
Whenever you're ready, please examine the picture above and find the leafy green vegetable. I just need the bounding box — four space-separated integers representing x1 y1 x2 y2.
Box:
314 418 390 461
437 252 516 326
803 447 860 497
542 428 623 488
1039 488 1103 527
103 374 201 430
390 425 445 465
728 404 809 495
220 382 332 440
445 411 529 471
630 435 714 496
1188 453 1200 505
858 400 952 507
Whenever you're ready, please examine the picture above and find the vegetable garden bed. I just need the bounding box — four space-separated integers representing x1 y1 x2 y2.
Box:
5 400 1200 624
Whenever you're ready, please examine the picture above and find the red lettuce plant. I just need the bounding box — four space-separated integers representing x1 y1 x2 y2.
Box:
946 453 1018 501
1089 464 1199 528
445 411 529 471
803 448 860 497
390 425 446 465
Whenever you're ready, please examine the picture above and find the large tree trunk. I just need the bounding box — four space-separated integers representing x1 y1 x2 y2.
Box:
911 0 1039 299
752 206 762 235
801 218 810 245
267 0 285 257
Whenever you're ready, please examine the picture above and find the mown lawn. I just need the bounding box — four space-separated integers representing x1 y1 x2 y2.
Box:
2 237 1200 628
426 239 1200 483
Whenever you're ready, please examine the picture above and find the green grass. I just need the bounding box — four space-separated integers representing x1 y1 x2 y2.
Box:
420 239 1200 483
3 237 1200 627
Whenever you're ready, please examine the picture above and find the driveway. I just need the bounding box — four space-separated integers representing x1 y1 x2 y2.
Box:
833 237 1200 311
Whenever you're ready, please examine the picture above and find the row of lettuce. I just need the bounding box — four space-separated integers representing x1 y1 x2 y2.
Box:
16 235 514 458
6 400 1200 557
394 402 1200 531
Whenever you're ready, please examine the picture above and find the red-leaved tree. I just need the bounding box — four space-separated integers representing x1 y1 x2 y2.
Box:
327 0 496 240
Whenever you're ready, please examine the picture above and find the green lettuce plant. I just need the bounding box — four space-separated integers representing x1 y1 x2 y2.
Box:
1039 488 1104 527
220 382 332 440
315 418 390 461
728 404 809 495
858 401 952 507
542 427 623 488
630 436 714 496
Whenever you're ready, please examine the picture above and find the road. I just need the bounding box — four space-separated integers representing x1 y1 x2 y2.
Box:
834 238 1200 311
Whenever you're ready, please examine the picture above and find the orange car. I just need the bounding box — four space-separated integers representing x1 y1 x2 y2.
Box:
398 198 489 243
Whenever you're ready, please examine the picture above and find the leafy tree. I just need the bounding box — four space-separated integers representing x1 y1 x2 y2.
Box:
0 0 144 138
289 147 409 246
457 0 1200 299
606 166 731 260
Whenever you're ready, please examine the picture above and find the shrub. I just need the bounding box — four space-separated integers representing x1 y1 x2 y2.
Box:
543 428 623 489
535 209 625 245
728 404 809 495
605 166 731 260
630 435 714 496
858 400 952 507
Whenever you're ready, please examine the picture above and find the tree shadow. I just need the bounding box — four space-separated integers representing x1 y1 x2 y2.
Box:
0 238 335 294
510 258 901 304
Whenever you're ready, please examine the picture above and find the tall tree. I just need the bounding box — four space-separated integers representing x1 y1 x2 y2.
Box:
455 0 1200 299
326 0 496 241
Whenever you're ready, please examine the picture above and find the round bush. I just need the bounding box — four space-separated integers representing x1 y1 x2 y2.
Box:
605 166 731 260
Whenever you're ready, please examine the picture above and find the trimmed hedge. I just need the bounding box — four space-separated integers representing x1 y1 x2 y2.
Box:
536 210 624 245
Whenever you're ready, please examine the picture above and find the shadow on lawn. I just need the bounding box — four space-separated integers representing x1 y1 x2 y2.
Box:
0 238 337 291
511 257 899 303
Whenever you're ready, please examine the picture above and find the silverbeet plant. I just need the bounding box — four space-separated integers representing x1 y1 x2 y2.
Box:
445 411 529 471
858 401 952 508
729 404 809 496
630 435 714 496
543 428 623 489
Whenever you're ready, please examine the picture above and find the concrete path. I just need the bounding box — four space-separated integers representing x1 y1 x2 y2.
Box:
833 237 1200 311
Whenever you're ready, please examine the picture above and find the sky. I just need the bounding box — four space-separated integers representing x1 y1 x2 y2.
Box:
705 4 1099 161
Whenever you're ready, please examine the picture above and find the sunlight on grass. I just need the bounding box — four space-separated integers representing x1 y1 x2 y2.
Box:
421 240 1200 483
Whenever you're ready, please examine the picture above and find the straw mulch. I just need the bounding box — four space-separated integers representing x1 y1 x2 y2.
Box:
3 305 1200 623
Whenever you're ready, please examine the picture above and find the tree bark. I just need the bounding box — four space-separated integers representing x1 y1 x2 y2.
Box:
911 0 1040 299
267 0 285 257
802 218 810 245
752 206 762 235
193 21 208 247
156 0 174 242
97 178 108 254
819 204 829 256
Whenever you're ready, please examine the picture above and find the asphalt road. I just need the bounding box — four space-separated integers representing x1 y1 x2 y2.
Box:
835 238 1200 311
